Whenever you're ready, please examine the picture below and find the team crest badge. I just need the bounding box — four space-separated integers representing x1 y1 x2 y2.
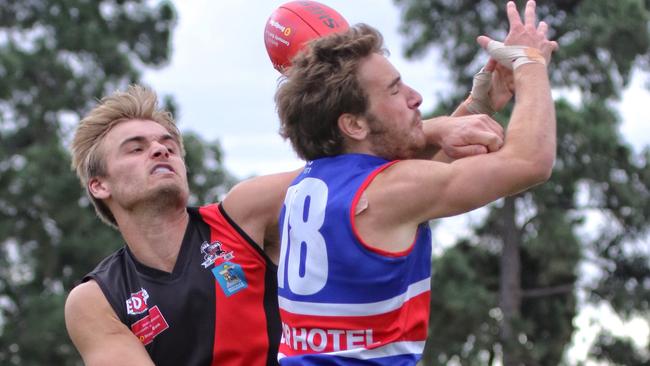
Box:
200 240 234 268
212 262 248 296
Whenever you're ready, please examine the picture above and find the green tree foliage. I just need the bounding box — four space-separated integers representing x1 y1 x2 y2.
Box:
393 0 650 364
590 331 649 366
0 1 235 364
395 0 650 99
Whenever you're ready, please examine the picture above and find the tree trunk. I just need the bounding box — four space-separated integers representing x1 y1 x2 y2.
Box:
499 196 522 365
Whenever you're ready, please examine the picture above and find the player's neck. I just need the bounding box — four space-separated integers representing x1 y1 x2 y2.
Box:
118 205 189 273
342 140 375 156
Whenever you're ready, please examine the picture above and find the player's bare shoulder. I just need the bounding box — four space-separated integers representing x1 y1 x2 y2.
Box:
65 280 155 365
65 280 118 353
64 280 112 330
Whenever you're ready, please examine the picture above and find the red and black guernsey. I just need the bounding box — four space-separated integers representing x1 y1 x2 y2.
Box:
82 203 281 366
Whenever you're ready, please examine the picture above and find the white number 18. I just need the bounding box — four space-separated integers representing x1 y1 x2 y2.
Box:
278 178 329 295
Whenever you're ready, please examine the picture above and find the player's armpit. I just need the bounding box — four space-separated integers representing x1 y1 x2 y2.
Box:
65 281 155 366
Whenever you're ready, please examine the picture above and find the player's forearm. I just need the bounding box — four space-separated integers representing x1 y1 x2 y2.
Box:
503 63 556 180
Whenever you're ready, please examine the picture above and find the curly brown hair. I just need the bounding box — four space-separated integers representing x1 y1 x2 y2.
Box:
275 24 386 161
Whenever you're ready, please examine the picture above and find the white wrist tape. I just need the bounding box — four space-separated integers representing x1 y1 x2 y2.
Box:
465 68 495 116
486 41 546 70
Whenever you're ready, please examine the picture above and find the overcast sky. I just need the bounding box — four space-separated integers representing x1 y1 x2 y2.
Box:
143 0 467 178
142 1 649 362
143 0 649 180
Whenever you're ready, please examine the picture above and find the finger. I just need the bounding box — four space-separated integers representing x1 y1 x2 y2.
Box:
537 21 548 35
485 133 504 152
448 145 488 159
524 0 537 27
540 40 559 63
465 130 504 152
484 58 497 72
477 35 493 49
506 1 522 28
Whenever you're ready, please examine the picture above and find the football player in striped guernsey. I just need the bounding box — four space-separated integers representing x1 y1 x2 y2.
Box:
274 1 557 364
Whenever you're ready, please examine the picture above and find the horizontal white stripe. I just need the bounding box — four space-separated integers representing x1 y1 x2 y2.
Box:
327 340 425 360
279 277 430 316
277 341 425 361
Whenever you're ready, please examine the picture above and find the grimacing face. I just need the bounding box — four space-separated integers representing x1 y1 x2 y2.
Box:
357 53 425 160
88 119 189 215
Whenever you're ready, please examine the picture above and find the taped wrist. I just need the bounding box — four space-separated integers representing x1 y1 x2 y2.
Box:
465 67 495 116
486 40 545 70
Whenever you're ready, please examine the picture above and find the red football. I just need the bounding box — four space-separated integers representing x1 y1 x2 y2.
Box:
264 1 349 72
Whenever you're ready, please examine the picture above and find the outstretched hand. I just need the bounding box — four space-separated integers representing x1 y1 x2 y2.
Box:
477 1 558 66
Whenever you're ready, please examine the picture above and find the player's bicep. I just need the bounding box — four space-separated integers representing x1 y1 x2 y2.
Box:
223 169 300 246
438 153 543 216
65 281 154 366
377 154 543 223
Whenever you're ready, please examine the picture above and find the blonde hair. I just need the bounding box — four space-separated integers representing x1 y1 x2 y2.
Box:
70 85 184 227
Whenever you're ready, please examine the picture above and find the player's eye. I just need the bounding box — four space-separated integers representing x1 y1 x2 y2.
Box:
390 81 402 95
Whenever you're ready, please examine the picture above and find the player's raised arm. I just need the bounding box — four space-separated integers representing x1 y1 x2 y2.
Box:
368 0 558 225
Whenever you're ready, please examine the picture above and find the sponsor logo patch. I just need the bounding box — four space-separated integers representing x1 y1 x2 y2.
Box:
131 305 169 346
212 262 248 296
126 288 149 315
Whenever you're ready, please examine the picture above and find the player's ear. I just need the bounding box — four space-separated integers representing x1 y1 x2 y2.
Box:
337 113 368 141
88 176 111 200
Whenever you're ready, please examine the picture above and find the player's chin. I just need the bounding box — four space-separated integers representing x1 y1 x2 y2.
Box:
396 141 425 160
407 137 428 159
151 181 188 201
413 131 426 147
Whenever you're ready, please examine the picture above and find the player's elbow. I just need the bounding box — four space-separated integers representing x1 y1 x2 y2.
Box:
521 153 555 186
535 148 555 180
530 162 553 185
